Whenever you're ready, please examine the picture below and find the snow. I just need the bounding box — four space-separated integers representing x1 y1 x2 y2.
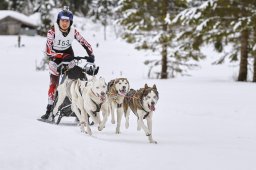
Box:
0 20 256 170
196 19 209 32
28 12 41 26
233 21 241 31
172 0 216 25
0 10 37 26
164 13 171 24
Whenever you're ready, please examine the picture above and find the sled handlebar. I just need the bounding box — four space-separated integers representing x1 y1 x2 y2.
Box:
73 56 89 61
56 56 99 76
56 56 89 67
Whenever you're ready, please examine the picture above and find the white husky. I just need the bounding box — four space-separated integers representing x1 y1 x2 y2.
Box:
53 77 109 135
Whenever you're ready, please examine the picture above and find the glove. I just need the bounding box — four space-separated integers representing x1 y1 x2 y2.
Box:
86 66 99 76
86 55 95 63
53 53 63 59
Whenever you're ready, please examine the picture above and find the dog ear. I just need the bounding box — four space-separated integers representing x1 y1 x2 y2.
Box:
153 84 157 90
108 80 115 87
107 80 115 91
128 81 130 91
142 84 148 95
115 78 120 84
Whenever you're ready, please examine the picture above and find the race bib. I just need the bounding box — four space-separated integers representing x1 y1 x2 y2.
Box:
53 23 74 51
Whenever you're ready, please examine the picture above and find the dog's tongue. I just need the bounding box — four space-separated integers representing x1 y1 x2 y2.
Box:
119 90 126 96
149 104 155 111
100 96 106 101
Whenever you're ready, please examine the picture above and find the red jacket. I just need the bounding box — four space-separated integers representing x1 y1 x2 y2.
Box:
46 26 93 58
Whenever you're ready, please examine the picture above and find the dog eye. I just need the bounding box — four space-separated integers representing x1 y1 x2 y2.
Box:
119 83 121 85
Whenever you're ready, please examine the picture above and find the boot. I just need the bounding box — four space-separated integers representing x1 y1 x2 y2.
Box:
41 104 53 120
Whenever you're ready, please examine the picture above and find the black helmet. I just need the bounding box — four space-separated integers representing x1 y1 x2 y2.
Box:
57 6 73 26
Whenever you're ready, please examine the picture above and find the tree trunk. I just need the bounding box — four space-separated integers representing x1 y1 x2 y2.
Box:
237 29 248 81
103 16 107 41
253 21 256 82
161 0 168 79
161 44 168 79
11 0 17 10
253 55 256 82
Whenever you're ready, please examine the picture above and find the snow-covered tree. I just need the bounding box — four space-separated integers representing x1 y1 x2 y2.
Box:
172 0 256 82
58 0 91 16
89 0 117 40
117 0 202 79
0 0 9 10
38 0 54 35
9 0 22 11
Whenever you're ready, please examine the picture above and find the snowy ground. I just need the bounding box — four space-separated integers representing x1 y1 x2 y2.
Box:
0 26 256 170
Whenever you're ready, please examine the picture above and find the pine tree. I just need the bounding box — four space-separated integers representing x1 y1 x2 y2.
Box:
23 0 40 15
172 0 256 82
57 0 92 16
0 0 9 10
89 0 117 40
117 0 196 79
38 0 54 36
5 0 41 15
9 0 25 12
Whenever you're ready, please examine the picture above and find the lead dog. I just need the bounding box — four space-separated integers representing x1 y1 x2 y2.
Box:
107 78 130 134
123 84 159 144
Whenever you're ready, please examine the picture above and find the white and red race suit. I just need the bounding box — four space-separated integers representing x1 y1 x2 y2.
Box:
46 24 94 105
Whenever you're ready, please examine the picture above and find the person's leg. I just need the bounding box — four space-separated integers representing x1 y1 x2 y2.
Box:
41 74 60 119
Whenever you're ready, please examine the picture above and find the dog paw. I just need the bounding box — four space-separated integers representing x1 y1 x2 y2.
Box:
125 122 129 129
115 129 120 134
146 133 151 136
87 128 92 136
137 126 141 131
81 129 87 134
80 126 86 133
98 126 103 131
150 140 157 144
111 119 115 124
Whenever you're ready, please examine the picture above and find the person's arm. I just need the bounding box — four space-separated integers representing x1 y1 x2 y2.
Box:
46 27 55 57
74 29 94 57
45 26 63 59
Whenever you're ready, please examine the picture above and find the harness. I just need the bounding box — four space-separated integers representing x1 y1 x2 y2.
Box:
132 90 150 119
142 109 150 119
107 91 124 108
90 99 103 117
